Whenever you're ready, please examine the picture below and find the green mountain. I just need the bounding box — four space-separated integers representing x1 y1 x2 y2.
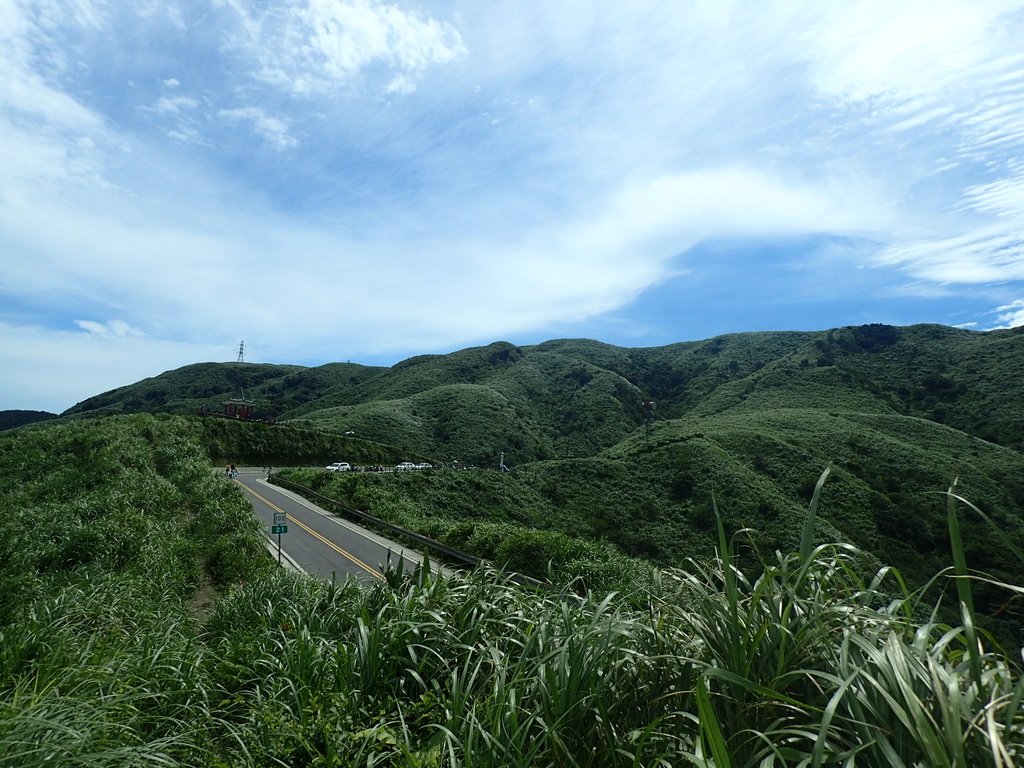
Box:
0 409 58 431
66 323 1024 459
59 323 1024 627
64 323 1024 456
63 361 382 418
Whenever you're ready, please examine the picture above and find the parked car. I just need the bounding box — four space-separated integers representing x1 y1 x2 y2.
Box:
325 462 351 472
395 462 417 471
414 462 433 470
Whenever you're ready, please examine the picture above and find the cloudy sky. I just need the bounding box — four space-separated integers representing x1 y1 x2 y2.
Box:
3 0 1024 413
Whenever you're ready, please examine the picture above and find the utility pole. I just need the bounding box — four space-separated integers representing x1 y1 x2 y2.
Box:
642 400 656 442
237 340 245 363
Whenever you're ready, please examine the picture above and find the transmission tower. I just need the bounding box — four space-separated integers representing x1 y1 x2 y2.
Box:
642 399 656 442
237 340 245 363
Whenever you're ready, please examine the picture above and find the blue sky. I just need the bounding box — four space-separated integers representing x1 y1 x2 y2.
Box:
3 0 1024 412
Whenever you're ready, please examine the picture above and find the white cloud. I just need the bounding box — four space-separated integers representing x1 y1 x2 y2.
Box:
74 319 146 337
385 74 416 95
448 166 889 332
218 0 466 95
165 127 205 145
605 168 885 240
962 170 1024 218
1 155 885 378
218 107 298 149
163 77 180 88
806 2 1002 99
0 2 104 131
0 1 117 205
152 95 199 115
991 298 1024 328
134 0 186 30
292 166 889 350
791 1 1024 291
875 228 1024 283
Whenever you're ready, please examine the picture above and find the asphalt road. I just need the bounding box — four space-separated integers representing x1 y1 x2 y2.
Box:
232 469 431 585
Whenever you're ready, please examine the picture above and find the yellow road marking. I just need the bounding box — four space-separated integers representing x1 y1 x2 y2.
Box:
236 480 383 580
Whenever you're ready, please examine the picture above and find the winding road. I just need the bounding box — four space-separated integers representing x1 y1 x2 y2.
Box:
232 469 432 584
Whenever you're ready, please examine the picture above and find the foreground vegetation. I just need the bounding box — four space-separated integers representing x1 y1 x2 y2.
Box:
1 415 1022 766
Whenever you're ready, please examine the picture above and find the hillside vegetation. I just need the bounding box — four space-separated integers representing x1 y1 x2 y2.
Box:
2 415 1022 766
52 323 1024 630
0 409 57 430
279 406 1024 635
63 325 1024 460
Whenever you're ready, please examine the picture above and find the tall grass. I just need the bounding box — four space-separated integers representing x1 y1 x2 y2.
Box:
2 416 1021 765
198 487 1022 767
645 468 1024 767
200 562 700 766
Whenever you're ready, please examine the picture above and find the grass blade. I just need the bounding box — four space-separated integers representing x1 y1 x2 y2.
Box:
696 675 732 768
800 465 831 564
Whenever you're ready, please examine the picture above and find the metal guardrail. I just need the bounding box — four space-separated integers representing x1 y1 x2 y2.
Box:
269 475 542 587
271 476 481 567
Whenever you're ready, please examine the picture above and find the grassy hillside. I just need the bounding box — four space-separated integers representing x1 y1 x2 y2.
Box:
62 360 384 420
278 405 1024 633
192 415 408 465
0 409 57 430
0 415 270 618
55 325 1024 609
300 348 644 465
3 415 1020 766
61 325 1024 459
292 325 1024 464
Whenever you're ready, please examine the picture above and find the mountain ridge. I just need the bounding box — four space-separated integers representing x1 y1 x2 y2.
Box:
7 321 1024 631
56 323 1024 458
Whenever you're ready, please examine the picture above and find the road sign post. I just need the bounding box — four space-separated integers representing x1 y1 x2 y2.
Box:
272 513 287 564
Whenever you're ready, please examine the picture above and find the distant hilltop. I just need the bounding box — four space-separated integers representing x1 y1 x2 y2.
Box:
0 410 58 431
40 322 1024 462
